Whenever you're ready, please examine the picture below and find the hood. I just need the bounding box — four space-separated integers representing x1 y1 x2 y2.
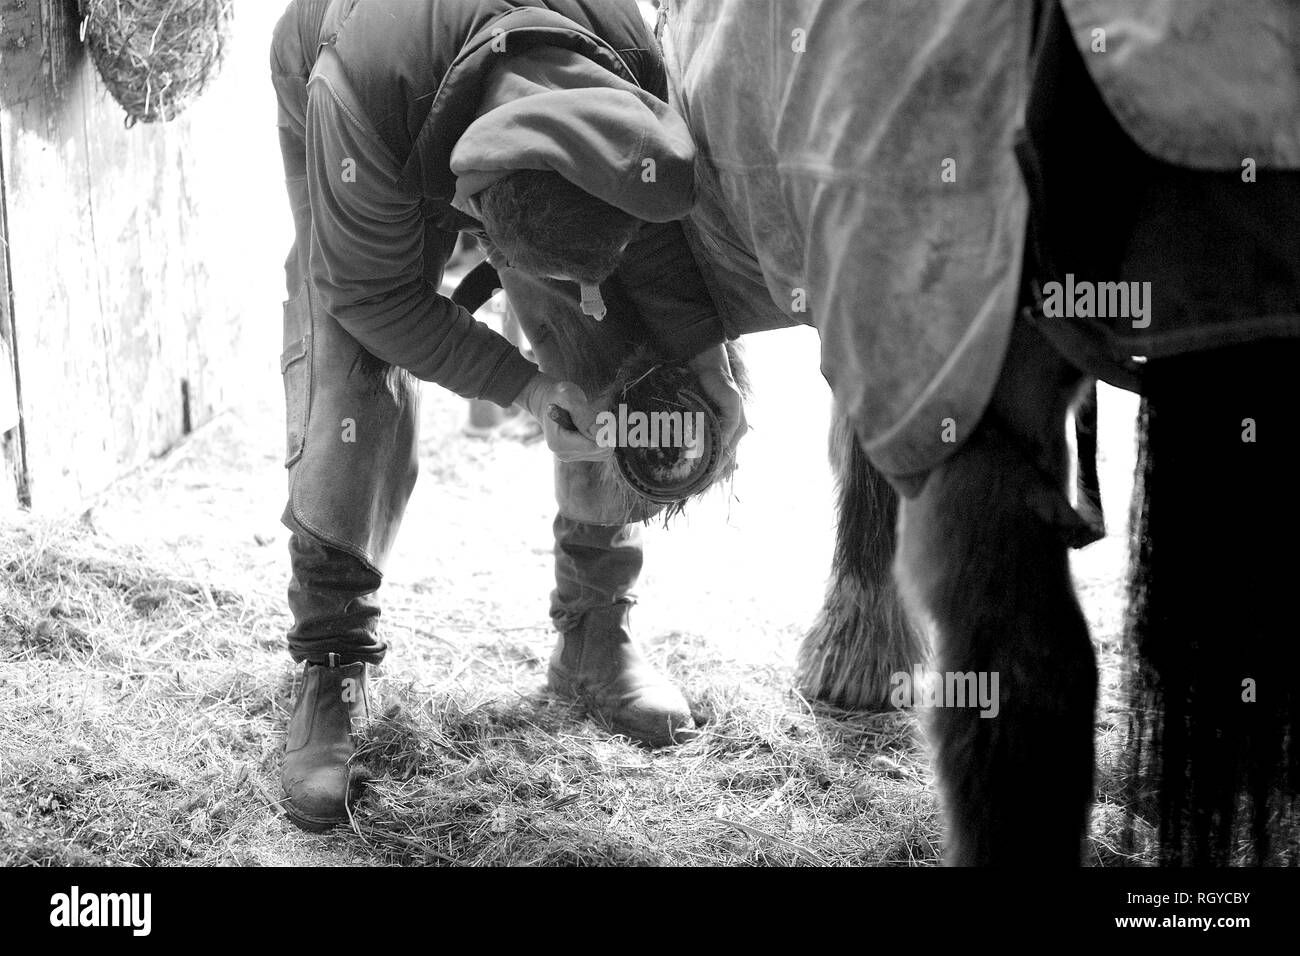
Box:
449 46 696 223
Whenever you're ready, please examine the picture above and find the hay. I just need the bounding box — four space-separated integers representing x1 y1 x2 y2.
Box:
0 381 1147 865
0 515 948 867
81 0 235 127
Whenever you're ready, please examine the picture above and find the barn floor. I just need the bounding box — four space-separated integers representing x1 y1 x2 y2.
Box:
0 321 1147 866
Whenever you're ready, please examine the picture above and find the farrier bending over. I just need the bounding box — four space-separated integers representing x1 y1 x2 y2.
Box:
270 0 745 831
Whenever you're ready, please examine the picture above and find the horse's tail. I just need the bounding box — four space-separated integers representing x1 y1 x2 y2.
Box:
1123 343 1300 865
795 409 927 711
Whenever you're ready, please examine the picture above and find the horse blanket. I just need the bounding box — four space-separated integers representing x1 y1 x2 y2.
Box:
662 0 1300 490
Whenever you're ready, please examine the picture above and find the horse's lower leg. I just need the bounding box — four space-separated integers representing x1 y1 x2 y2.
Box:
1072 383 1105 535
896 419 1097 865
796 411 926 710
895 320 1098 865
1126 342 1300 865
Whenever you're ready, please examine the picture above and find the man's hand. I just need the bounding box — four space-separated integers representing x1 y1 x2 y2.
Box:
515 371 612 462
687 344 748 456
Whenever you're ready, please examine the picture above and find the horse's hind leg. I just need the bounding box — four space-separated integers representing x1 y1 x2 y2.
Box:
796 409 927 710
895 326 1097 865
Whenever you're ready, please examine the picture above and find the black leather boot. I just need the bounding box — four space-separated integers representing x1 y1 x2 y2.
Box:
548 603 696 747
281 655 369 831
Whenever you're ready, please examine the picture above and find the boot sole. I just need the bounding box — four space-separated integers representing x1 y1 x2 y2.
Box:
284 805 346 833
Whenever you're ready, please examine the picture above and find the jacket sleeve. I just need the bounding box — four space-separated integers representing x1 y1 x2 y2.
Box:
304 72 537 406
611 219 728 361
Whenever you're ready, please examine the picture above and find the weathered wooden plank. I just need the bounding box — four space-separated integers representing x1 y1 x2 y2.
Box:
0 0 247 511
0 114 27 508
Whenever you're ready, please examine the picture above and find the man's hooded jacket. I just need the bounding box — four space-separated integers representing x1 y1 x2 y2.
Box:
271 0 730 408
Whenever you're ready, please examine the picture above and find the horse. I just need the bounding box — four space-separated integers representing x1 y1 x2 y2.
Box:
663 0 1300 865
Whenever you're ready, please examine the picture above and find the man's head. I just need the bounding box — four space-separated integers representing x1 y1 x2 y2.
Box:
476 170 642 285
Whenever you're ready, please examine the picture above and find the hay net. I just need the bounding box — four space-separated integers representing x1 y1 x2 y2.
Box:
81 0 235 127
